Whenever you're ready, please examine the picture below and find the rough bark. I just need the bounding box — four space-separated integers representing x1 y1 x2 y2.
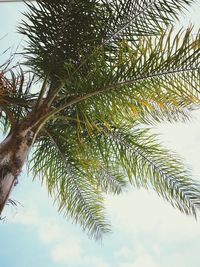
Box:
0 128 34 215
0 96 49 215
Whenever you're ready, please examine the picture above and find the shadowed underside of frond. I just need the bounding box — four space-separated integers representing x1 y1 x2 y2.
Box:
19 0 196 77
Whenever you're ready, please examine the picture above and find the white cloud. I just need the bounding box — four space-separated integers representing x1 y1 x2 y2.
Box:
117 243 160 267
119 255 159 267
51 244 111 267
162 245 200 267
106 189 200 243
51 242 81 264
9 209 66 244
115 246 134 259
10 207 110 267
82 256 110 267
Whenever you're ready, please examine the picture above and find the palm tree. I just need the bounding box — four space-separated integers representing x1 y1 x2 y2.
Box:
0 0 200 239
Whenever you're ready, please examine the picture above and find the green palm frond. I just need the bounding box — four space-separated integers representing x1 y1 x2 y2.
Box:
19 0 109 76
66 28 200 95
31 118 200 220
94 125 200 216
103 0 194 43
46 28 200 127
31 126 112 239
19 0 195 77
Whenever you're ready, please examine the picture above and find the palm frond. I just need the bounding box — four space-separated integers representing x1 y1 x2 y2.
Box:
32 116 200 218
94 125 200 216
47 28 200 126
0 65 37 132
103 0 194 43
19 0 195 78
19 0 109 77
31 126 111 239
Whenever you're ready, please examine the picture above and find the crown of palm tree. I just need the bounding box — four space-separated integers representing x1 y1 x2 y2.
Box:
1 0 200 239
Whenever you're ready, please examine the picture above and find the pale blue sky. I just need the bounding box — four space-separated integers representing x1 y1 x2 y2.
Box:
1 2 200 267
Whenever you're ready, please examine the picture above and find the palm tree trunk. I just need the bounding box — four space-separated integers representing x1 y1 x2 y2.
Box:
0 128 34 214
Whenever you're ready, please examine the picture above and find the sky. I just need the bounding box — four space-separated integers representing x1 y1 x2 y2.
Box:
0 1 200 267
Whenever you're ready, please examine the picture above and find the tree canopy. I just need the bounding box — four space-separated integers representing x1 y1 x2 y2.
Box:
0 0 200 239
